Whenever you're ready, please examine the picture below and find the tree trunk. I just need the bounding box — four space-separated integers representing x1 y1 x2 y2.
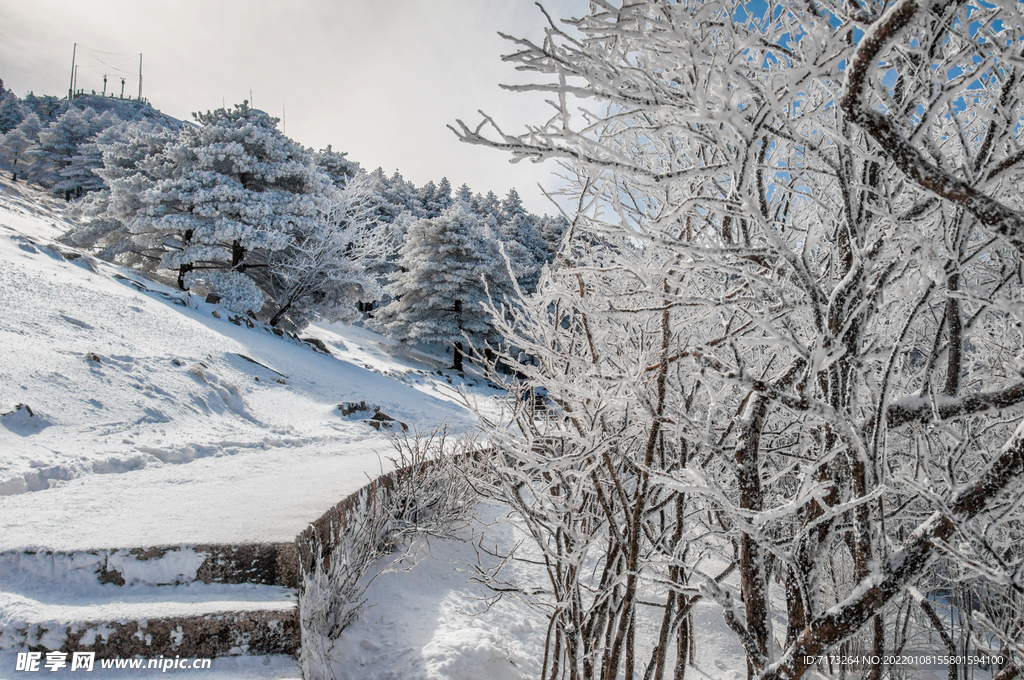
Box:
737 394 771 680
177 263 193 291
231 239 246 270
453 341 464 372
270 301 292 327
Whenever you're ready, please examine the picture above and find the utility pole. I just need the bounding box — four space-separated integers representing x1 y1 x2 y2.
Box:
138 54 143 101
68 43 77 100
102 74 107 97
120 78 125 99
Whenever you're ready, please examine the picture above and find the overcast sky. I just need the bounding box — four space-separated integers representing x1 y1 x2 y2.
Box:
0 0 589 214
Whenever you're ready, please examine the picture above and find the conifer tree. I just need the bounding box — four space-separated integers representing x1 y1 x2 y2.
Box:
19 92 63 123
429 177 453 216
132 102 332 306
53 110 121 197
315 145 360 188
497 188 548 292
374 201 509 370
0 113 42 182
62 119 177 260
29 107 102 195
0 128 31 181
0 92 24 135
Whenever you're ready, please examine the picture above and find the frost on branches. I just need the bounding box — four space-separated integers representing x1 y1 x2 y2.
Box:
265 174 387 327
373 200 513 370
456 1 1024 679
128 102 326 303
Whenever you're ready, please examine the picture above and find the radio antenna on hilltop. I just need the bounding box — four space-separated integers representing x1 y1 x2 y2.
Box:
68 43 144 102
68 43 76 100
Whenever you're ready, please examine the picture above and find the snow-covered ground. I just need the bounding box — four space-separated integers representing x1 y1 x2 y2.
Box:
0 177 496 551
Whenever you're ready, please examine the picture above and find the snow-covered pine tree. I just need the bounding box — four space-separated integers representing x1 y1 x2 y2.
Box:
29 107 103 196
0 113 42 182
374 200 508 370
314 145 360 188
61 119 177 261
0 92 24 135
430 177 453 217
538 214 568 256
497 188 549 292
53 110 122 198
19 92 63 123
418 180 438 218
12 112 42 143
131 102 331 311
475 190 502 226
370 169 423 224
0 128 31 182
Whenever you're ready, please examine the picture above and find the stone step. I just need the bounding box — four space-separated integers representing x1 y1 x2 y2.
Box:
0 652 301 679
4 610 299 658
0 543 298 588
0 581 298 658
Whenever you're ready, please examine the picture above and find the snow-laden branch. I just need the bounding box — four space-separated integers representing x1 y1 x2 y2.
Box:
840 0 1024 255
887 381 1024 429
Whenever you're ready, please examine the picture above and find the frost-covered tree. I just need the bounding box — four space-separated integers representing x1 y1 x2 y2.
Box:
368 168 422 225
0 113 41 182
0 92 24 135
315 144 360 188
497 188 549 291
131 102 332 306
0 129 31 182
374 201 509 370
61 119 177 260
19 92 63 122
538 214 567 256
11 112 41 144
265 174 386 327
29 107 107 195
52 110 121 198
419 178 454 218
456 2 1024 679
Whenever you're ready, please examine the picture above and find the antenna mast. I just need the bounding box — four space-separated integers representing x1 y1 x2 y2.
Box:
68 43 77 100
138 54 143 100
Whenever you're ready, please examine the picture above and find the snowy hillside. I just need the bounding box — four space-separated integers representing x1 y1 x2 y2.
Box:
0 175 490 550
